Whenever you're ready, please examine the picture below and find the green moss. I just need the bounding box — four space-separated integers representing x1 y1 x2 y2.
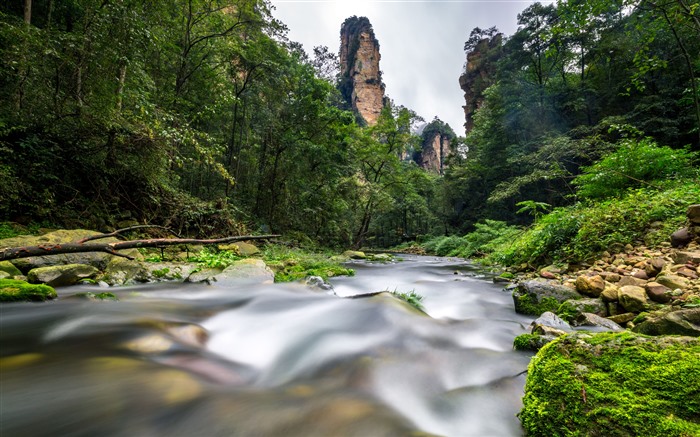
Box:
0 279 57 302
515 295 561 316
499 272 515 280
75 291 118 301
263 245 355 283
151 267 170 278
514 334 552 352
519 332 700 436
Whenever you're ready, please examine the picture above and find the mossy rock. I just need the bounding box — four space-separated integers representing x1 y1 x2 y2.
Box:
513 280 582 316
0 261 22 278
556 298 606 325
513 333 555 352
0 279 57 302
519 332 700 436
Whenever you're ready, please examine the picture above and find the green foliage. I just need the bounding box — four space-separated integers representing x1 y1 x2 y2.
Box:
573 138 698 199
520 332 700 436
389 289 425 311
190 248 242 270
0 279 57 302
491 179 699 266
262 245 354 282
421 220 522 259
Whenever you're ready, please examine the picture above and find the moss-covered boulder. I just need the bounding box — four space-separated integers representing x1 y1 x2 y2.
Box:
27 264 99 287
557 298 606 324
519 332 700 436
512 280 582 316
513 333 556 352
0 279 57 302
0 261 22 278
632 308 700 337
343 250 366 259
0 229 142 272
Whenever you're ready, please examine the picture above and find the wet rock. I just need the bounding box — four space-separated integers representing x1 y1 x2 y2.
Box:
645 282 672 303
512 280 582 316
575 275 606 297
655 273 691 290
633 308 700 336
618 285 649 312
0 279 57 302
212 259 274 285
557 298 607 325
304 276 335 294
530 311 573 333
343 250 366 259
575 313 624 331
27 263 98 287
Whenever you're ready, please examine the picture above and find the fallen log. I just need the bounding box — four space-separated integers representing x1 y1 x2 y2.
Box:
0 234 280 262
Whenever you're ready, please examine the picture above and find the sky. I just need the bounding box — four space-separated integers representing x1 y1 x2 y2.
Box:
269 0 551 136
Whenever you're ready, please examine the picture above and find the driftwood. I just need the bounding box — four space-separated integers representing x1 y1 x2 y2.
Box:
0 227 280 262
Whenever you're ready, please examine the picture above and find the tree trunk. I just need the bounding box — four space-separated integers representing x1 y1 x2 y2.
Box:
24 0 32 25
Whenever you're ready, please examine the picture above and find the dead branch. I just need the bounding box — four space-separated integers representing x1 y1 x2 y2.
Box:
0 234 280 262
76 225 183 243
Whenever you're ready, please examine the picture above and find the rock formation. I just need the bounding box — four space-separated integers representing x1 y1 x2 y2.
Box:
414 119 455 174
339 16 385 126
458 33 502 133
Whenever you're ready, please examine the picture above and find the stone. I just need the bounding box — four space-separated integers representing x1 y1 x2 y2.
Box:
676 266 698 280
656 273 691 290
530 311 573 333
601 283 620 302
218 242 260 256
671 228 693 248
343 250 366 259
0 261 22 278
27 264 99 287
212 259 274 285
617 285 649 312
102 258 146 286
632 270 649 280
645 282 672 303
0 279 57 302
575 313 624 331
368 253 393 262
140 262 197 283
671 251 700 265
0 229 142 271
575 275 606 297
644 257 666 277
633 308 700 336
618 276 647 287
687 204 700 224
186 268 223 284
607 312 636 324
599 272 621 282
557 298 607 325
305 276 335 294
512 280 582 316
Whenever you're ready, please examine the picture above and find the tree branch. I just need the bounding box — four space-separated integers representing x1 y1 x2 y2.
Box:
0 235 280 262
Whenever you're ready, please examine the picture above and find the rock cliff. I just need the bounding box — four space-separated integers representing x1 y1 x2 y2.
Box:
339 16 385 126
458 33 502 133
415 119 455 174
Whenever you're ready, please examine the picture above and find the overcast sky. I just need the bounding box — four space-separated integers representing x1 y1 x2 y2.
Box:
269 0 551 136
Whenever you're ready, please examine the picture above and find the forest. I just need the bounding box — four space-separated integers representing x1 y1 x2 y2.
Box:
1 0 699 259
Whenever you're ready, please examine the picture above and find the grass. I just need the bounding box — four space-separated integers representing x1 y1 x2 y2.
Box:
389 289 425 311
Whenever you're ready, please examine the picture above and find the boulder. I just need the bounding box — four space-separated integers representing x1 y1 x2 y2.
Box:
644 257 666 278
557 298 607 324
212 259 274 285
671 251 700 265
519 332 700 436
0 229 142 272
676 266 698 280
633 308 700 336
0 261 22 278
218 242 260 256
671 228 693 248
0 279 57 302
529 311 573 333
575 313 624 331
600 283 620 302
102 258 146 286
655 273 691 291
618 276 647 287
140 262 198 283
512 280 582 316
305 276 335 294
27 264 99 287
343 250 366 259
645 282 672 303
186 267 223 284
617 285 649 312
608 312 636 324
687 204 700 225
513 333 557 352
575 275 606 297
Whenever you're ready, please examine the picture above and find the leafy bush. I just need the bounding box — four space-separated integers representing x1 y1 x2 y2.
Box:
492 180 700 266
573 138 697 199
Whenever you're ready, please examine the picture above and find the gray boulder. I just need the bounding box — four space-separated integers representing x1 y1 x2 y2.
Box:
530 311 573 333
575 313 624 331
512 280 582 316
633 308 700 337
212 259 274 286
27 264 99 287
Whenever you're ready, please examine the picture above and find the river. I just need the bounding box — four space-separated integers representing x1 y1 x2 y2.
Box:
1 255 534 436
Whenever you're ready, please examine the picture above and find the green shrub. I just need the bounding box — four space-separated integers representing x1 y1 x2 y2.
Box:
573 138 697 199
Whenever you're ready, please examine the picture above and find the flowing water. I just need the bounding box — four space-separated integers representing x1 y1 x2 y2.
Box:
1 255 535 436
